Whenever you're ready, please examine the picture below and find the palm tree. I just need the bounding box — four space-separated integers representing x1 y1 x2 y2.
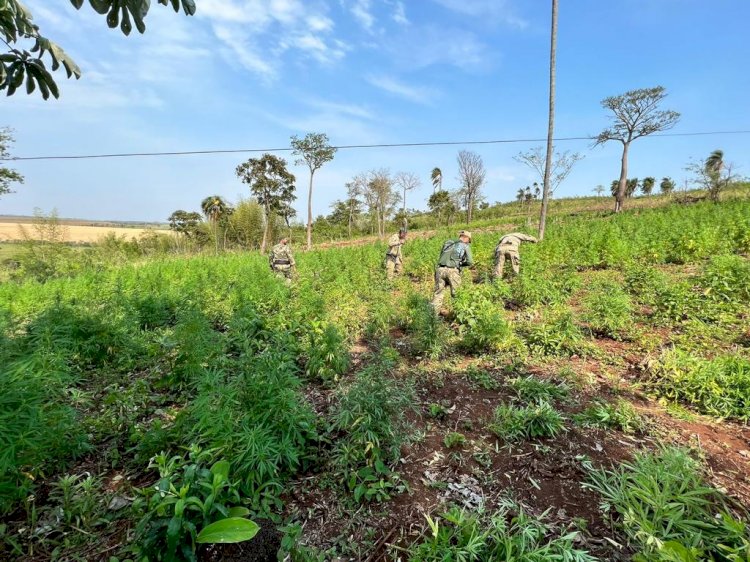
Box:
431 167 443 192
516 188 525 207
201 195 229 253
705 150 725 202
538 0 558 241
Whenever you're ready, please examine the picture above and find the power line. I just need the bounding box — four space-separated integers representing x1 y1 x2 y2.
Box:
4 129 750 162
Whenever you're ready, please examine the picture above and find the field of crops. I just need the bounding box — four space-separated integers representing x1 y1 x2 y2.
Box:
1 199 750 561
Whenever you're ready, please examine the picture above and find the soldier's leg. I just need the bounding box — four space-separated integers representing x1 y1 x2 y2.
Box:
495 253 505 279
448 269 462 298
386 258 395 280
511 252 521 275
394 257 403 276
431 268 447 309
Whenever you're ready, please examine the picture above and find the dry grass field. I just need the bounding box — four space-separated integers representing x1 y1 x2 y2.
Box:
0 222 170 243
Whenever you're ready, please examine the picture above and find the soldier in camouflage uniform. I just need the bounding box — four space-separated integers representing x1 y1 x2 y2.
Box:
269 238 296 284
493 232 537 279
431 230 474 310
385 228 407 280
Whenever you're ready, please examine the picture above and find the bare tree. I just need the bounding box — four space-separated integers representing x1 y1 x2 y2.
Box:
363 169 398 238
594 86 680 212
291 132 337 250
344 178 364 238
456 150 486 223
539 0 558 240
514 146 583 195
593 185 605 197
394 171 421 229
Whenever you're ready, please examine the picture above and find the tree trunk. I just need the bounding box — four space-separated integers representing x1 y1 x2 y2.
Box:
538 0 557 240
402 187 407 230
306 169 314 250
615 142 630 213
260 206 269 254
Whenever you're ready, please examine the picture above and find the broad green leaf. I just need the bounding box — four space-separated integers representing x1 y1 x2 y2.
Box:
196 517 260 544
227 506 251 518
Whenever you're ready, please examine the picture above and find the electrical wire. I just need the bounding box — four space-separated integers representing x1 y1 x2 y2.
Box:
3 129 750 162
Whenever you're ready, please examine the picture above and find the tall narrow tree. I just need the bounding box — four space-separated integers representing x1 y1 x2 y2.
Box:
456 150 486 223
200 195 230 254
235 154 296 253
538 0 558 240
394 171 421 229
291 133 337 250
595 86 680 212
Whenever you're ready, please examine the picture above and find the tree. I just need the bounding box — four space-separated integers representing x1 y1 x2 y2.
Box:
428 190 457 227
0 128 24 197
539 0 558 241
456 150 486 223
593 185 605 197
595 86 680 212
660 176 676 195
200 195 231 254
641 177 655 196
514 146 583 195
516 188 526 206
687 149 735 202
362 169 398 238
235 154 296 253
290 132 336 250
168 210 202 236
227 198 265 249
430 167 443 192
610 178 639 199
394 171 421 229
1 0 196 100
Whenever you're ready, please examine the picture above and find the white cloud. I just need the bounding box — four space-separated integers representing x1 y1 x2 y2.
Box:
198 0 347 79
392 1 409 25
432 0 528 28
349 0 375 32
388 25 490 71
366 74 437 104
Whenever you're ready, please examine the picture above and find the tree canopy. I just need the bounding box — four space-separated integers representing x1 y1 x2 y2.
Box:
1 0 197 99
0 127 23 196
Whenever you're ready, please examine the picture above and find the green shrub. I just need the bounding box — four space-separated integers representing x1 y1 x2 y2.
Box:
645 350 750 421
303 321 350 384
408 503 595 561
332 348 415 502
624 265 669 306
584 448 750 560
697 254 750 304
453 287 519 354
510 375 568 403
581 282 635 340
489 402 564 442
464 366 500 390
510 267 580 308
574 399 646 434
443 432 466 449
187 349 317 513
519 306 589 357
404 293 447 359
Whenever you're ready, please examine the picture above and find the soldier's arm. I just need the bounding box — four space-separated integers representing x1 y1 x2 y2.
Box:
463 245 474 267
520 234 538 243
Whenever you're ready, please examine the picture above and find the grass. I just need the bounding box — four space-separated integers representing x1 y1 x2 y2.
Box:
0 197 749 558
488 401 565 442
584 448 750 559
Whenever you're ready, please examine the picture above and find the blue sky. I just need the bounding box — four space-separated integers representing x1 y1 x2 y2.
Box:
3 0 749 222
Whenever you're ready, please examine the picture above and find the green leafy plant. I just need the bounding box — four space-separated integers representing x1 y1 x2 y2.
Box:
303 321 350 384
510 375 568 403
584 447 750 560
519 306 589 357
574 399 646 434
464 366 500 390
134 447 259 562
581 281 635 340
645 350 750 421
453 286 521 354
489 402 564 442
408 503 595 561
404 293 447 359
443 432 466 449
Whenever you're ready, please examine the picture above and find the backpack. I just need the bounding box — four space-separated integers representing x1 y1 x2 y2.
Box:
438 240 463 268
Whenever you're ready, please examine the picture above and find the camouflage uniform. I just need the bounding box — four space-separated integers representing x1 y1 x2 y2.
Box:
494 232 537 279
385 232 405 280
269 241 295 284
431 234 474 310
